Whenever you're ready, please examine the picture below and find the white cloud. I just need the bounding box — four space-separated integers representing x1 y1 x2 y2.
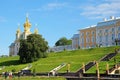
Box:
80 0 120 19
43 2 67 10
105 0 120 2
33 2 67 11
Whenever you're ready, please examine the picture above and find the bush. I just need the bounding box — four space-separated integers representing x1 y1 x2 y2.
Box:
33 68 36 77
12 69 16 73
43 53 48 58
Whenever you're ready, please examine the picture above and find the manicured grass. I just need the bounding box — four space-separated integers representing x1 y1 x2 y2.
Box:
0 46 119 74
86 46 120 74
29 47 116 73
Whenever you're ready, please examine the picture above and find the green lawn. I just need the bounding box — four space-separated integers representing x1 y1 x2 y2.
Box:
86 46 120 74
0 46 119 74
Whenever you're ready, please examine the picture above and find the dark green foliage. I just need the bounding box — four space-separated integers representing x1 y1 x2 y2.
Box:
55 37 72 46
78 46 80 49
12 69 16 72
33 68 36 77
42 52 48 58
18 34 48 63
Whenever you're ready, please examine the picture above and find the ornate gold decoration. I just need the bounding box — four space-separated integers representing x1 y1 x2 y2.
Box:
24 17 31 28
16 24 21 34
23 15 31 33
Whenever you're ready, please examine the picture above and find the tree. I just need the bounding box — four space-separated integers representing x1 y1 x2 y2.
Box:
18 34 48 63
115 38 118 46
55 37 72 46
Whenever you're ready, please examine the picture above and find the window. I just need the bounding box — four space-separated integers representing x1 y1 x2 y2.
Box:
92 36 95 42
92 31 95 35
86 37 89 43
112 28 114 32
81 33 83 37
100 36 102 42
118 33 120 40
105 29 108 33
105 35 108 42
112 34 115 41
86 32 89 37
81 38 84 43
99 30 102 33
81 33 84 38
118 27 120 31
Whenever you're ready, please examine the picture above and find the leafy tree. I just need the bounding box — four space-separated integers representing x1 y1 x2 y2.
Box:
55 37 72 46
18 34 48 63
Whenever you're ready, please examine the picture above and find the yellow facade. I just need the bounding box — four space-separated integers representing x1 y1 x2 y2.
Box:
80 27 96 48
75 16 120 49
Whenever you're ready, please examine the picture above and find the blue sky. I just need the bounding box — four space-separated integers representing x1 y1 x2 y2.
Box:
0 0 120 55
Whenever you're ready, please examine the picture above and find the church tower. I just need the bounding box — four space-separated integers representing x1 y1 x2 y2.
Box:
9 15 39 56
23 15 31 39
16 25 21 40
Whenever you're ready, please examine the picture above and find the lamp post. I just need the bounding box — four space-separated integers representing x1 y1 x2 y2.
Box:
67 63 70 73
96 62 100 79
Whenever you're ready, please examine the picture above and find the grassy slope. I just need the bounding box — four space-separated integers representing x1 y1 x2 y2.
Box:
86 48 120 73
0 46 119 73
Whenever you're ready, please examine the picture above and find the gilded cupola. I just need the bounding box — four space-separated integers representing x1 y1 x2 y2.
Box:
16 24 21 34
23 15 31 33
24 17 31 28
16 27 21 34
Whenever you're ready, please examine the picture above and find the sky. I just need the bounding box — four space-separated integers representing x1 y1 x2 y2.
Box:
0 0 120 55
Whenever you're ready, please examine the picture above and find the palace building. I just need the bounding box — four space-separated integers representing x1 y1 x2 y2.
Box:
79 25 96 48
72 16 120 49
9 16 38 56
96 16 120 47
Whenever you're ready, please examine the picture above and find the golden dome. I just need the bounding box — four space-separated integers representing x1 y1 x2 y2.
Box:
24 17 31 28
16 26 20 33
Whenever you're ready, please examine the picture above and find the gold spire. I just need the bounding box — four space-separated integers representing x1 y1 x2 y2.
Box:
24 14 31 28
16 24 20 33
24 14 31 33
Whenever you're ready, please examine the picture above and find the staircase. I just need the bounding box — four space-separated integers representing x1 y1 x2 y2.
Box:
65 52 118 77
100 53 117 61
48 63 66 76
76 61 95 74
109 64 120 74
22 64 32 70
